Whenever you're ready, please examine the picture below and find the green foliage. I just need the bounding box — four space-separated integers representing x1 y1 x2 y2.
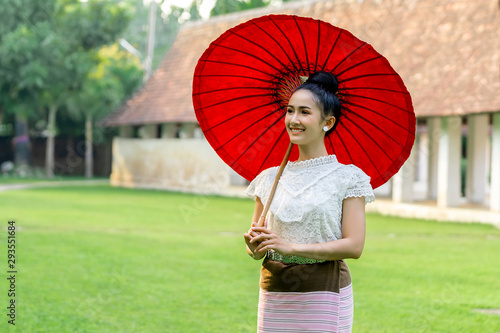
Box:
0 0 57 117
0 0 56 39
189 0 203 21
0 0 133 118
1 186 499 332
66 43 143 121
210 0 271 16
61 0 132 50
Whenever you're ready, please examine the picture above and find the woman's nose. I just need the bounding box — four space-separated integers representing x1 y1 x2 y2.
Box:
289 111 300 124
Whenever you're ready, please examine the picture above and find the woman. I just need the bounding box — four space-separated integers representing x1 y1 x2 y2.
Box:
244 71 375 332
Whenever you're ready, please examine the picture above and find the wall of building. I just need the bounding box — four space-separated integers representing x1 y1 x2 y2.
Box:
110 137 242 194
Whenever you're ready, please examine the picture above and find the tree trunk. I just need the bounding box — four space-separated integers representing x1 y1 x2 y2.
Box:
45 105 57 178
85 114 93 178
14 114 32 166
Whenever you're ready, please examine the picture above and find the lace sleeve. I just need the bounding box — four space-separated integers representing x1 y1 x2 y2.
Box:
343 165 375 204
245 167 278 203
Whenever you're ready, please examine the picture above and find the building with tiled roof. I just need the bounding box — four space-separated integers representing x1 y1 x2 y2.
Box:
102 0 500 219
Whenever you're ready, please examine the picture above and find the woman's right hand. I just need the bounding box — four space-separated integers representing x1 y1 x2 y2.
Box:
244 221 267 260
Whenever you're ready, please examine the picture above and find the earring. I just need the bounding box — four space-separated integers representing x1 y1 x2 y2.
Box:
323 126 329 132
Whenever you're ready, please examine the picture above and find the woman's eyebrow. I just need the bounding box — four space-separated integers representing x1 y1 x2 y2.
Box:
287 105 312 109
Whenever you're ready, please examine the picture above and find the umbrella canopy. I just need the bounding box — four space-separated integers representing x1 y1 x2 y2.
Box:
193 14 415 189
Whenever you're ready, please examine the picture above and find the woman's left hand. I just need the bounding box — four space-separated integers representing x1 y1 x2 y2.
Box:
249 226 293 256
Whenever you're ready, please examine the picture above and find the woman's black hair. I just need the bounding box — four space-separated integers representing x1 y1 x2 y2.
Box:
294 71 342 134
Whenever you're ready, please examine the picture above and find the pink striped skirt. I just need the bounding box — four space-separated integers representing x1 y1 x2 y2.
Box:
257 257 353 332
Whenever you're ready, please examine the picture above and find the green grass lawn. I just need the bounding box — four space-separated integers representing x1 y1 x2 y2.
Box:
1 185 499 332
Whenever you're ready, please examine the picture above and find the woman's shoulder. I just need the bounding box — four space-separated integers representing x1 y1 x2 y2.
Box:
336 163 375 203
245 166 279 201
258 165 280 177
335 161 370 178
251 166 280 184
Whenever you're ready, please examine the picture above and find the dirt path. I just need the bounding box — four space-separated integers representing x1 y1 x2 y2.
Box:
0 179 109 192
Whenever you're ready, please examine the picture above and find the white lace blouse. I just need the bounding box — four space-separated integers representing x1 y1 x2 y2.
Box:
245 154 375 245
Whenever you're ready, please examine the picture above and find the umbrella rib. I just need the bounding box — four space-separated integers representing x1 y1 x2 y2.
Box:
193 86 270 96
342 86 409 94
347 93 412 113
250 20 300 73
256 126 288 175
342 108 401 161
232 114 285 166
314 20 321 75
332 124 354 164
344 94 413 116
212 43 282 73
215 108 277 150
335 55 382 77
227 30 289 70
337 118 384 179
197 92 275 110
342 100 413 133
200 59 278 77
346 110 407 148
293 16 310 74
194 73 273 85
320 29 342 71
332 42 367 74
341 72 399 83
203 101 276 132
268 16 305 74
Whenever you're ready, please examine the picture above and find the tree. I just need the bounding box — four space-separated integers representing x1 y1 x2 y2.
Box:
1 0 132 177
66 44 143 178
0 0 58 167
0 0 198 176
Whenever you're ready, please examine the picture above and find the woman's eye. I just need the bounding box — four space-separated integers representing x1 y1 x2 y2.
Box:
286 108 293 114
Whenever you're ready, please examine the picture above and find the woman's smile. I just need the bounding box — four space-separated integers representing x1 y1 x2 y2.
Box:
289 127 305 133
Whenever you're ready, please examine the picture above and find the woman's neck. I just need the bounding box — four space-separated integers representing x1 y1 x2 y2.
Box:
296 144 329 162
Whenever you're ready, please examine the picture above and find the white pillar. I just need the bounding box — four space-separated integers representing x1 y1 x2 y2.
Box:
466 114 489 204
417 126 429 182
162 123 177 138
392 145 416 203
179 123 196 139
427 117 440 200
490 113 500 211
194 126 204 139
119 126 133 138
138 124 158 139
437 116 462 208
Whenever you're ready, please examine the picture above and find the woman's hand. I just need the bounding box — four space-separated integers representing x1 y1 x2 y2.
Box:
249 225 293 256
244 197 268 260
243 222 263 256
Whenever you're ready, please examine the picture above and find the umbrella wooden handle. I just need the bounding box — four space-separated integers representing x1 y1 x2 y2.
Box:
257 142 294 227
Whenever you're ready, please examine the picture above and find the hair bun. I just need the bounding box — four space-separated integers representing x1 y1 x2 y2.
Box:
306 71 339 95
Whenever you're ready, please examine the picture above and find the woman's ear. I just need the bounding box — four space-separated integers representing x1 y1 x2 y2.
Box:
325 116 336 130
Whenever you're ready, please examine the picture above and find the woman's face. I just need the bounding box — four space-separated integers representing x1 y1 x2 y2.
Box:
285 89 334 146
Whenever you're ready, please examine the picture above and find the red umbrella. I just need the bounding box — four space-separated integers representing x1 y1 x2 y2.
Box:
193 14 415 191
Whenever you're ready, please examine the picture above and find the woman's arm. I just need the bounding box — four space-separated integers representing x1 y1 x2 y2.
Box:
243 197 267 260
249 196 366 261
